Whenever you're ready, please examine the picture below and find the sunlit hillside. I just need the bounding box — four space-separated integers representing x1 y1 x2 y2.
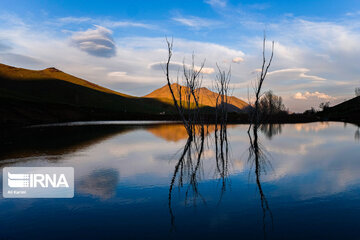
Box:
0 63 131 97
145 83 249 112
0 63 176 125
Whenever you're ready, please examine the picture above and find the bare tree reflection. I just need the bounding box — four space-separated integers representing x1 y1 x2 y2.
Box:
355 125 360 142
248 124 273 238
168 132 205 229
214 65 231 198
246 32 275 238
168 124 231 229
215 122 230 201
260 124 283 139
167 123 274 238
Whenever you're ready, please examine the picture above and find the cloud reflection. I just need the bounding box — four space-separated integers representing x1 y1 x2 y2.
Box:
77 168 119 199
2 122 360 201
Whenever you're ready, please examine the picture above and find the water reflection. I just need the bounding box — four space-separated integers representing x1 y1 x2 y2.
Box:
148 124 191 142
77 168 119 199
214 122 230 196
0 125 138 160
294 122 330 132
260 124 282 139
167 122 273 235
168 132 206 228
167 122 234 229
0 122 360 239
248 124 273 238
146 124 235 142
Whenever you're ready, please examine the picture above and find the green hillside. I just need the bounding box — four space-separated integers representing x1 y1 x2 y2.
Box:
0 63 175 126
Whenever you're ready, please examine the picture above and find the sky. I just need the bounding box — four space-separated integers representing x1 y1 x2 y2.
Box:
1 0 360 112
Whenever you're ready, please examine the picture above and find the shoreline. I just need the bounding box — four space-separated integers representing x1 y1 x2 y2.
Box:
1 117 359 130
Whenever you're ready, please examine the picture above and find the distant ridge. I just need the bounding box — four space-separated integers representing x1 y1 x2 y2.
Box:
144 83 249 112
0 63 131 97
0 63 175 125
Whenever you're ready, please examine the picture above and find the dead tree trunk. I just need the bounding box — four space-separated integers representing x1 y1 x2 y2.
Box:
163 38 206 138
250 34 274 127
164 38 192 137
183 54 205 137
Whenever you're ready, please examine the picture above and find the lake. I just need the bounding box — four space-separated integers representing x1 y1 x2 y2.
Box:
0 121 359 239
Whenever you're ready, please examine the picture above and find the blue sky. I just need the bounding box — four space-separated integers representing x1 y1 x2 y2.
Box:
1 0 360 112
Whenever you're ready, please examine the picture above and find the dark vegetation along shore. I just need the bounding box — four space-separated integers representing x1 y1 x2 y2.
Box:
0 62 359 127
317 96 360 123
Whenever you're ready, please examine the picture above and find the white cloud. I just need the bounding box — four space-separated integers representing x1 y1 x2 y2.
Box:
299 73 326 81
0 12 27 26
345 11 360 16
71 25 116 58
293 92 307 100
172 16 219 29
289 19 360 54
204 0 227 8
232 57 244 63
293 91 336 100
108 71 127 77
58 17 91 24
149 61 215 74
57 16 154 29
101 20 154 29
267 68 326 81
198 66 215 74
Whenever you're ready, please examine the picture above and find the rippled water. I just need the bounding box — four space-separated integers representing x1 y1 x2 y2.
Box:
0 122 359 239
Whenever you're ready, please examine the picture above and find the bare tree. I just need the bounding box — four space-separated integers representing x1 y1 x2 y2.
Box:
250 34 274 126
182 54 206 137
214 64 231 141
163 37 206 138
214 64 231 125
164 38 191 135
245 33 275 236
213 64 231 195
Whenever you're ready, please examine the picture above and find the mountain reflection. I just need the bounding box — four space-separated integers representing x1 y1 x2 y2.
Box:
146 124 236 142
0 124 137 161
147 124 191 142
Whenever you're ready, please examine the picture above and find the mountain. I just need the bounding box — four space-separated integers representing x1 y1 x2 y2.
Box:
0 64 131 97
0 63 175 125
144 83 249 112
319 96 360 122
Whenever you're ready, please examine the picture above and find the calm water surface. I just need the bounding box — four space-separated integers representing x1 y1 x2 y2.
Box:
0 122 359 239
